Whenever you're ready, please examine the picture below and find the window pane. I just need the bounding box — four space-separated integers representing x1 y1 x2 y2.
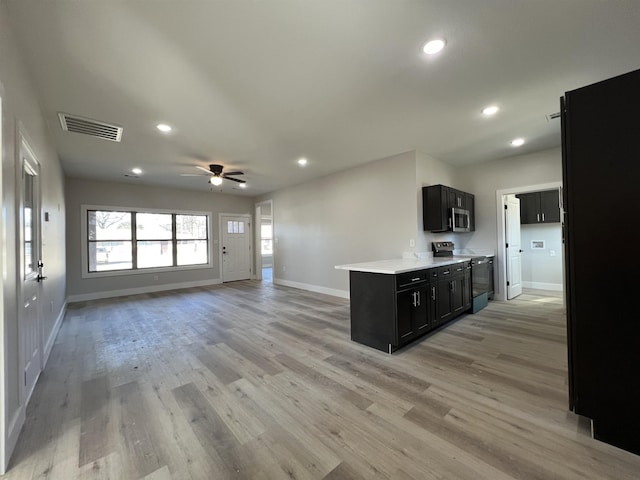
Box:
238 222 244 234
177 240 208 265
137 213 172 240
88 241 132 272
261 224 272 238
177 215 207 239
88 211 132 240
137 240 173 268
261 239 273 255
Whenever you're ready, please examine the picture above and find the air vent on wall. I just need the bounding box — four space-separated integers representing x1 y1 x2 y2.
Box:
58 113 123 142
546 111 561 122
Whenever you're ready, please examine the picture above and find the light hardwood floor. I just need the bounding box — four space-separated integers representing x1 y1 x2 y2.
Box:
5 282 640 479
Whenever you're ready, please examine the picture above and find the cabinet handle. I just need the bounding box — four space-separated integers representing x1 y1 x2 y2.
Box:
431 286 436 301
411 277 421 282
542 213 545 222
537 213 540 222
412 292 417 307
450 281 455 292
417 291 421 306
442 271 450 275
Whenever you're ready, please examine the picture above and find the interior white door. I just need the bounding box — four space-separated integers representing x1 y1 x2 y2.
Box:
19 143 42 402
221 215 251 282
505 194 523 299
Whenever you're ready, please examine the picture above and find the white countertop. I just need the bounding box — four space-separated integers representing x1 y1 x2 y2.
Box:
335 256 473 274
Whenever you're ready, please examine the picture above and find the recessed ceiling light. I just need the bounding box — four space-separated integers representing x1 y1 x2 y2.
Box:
297 158 308 166
422 39 446 55
156 123 172 133
238 183 247 189
482 105 499 116
131 167 142 175
511 138 525 147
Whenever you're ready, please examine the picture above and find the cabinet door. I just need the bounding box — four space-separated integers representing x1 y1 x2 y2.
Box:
463 265 472 310
413 287 430 334
423 185 450 232
540 190 561 223
465 193 475 231
451 277 465 314
426 283 437 328
517 192 539 224
436 279 453 323
396 290 416 342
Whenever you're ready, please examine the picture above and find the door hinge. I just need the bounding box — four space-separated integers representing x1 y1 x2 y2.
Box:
504 204 508 210
507 281 510 286
506 243 509 248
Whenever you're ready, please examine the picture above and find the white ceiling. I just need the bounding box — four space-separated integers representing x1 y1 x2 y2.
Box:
6 1 640 196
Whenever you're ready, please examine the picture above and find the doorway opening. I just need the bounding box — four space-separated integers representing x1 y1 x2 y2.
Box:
255 200 273 282
496 182 564 302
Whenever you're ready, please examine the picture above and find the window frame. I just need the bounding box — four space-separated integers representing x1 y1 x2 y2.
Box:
81 204 212 278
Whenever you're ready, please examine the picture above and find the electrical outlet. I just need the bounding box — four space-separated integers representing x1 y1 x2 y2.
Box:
409 239 415 247
550 250 556 257
153 275 159 280
50 301 54 313
282 265 286 272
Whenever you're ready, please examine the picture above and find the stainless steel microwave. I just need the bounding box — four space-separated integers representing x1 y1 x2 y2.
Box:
451 207 471 232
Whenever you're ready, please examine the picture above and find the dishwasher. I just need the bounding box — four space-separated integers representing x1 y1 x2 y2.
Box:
471 256 491 313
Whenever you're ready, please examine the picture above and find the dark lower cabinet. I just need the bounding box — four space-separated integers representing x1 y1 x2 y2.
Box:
348 262 470 353
396 286 428 342
436 262 471 326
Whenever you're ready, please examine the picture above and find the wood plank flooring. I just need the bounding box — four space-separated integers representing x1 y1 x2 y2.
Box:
5 283 640 479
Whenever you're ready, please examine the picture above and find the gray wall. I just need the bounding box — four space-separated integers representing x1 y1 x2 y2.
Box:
259 151 418 296
65 177 254 300
0 3 67 471
520 223 563 289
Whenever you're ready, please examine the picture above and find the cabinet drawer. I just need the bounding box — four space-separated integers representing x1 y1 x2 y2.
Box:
427 268 438 280
397 271 428 289
438 265 452 277
452 263 466 275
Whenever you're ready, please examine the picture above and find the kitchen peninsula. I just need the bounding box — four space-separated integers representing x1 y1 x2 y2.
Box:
336 255 474 353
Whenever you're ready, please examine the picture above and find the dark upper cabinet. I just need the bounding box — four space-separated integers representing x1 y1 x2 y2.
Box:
423 184 475 232
516 190 560 224
539 190 561 223
562 68 640 455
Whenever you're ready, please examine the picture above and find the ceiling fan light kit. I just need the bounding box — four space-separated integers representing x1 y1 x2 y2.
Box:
181 163 246 186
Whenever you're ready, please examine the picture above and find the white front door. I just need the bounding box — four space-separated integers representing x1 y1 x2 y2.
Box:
19 140 42 402
221 215 251 282
505 194 523 299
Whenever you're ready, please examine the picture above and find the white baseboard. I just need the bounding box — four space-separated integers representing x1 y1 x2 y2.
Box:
522 281 563 291
67 278 222 303
2 405 25 475
273 278 349 299
43 302 67 367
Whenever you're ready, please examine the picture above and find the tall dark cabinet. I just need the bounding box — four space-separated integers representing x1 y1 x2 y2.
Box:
562 68 640 455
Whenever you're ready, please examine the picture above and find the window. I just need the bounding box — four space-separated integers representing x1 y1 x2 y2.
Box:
85 207 210 274
261 222 273 255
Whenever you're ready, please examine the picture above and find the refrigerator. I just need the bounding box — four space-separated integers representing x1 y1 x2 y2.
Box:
562 68 640 455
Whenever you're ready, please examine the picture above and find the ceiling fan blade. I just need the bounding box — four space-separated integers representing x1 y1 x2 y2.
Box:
223 171 244 176
224 176 246 183
196 165 213 175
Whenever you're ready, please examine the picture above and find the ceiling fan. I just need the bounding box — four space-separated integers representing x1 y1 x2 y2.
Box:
181 164 246 186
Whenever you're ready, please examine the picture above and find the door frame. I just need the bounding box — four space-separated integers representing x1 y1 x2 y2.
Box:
254 199 274 281
218 213 252 282
495 181 563 301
